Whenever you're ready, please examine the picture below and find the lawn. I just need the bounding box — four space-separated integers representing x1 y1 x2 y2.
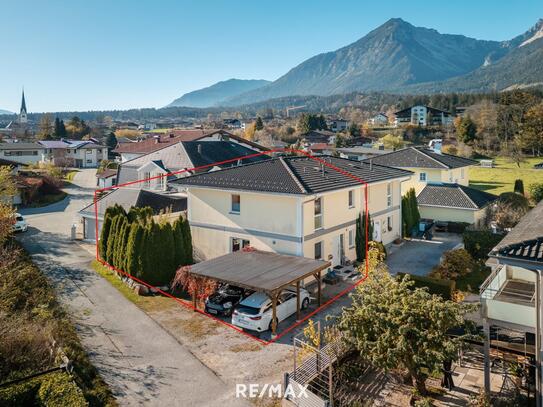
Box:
27 191 68 208
469 156 543 196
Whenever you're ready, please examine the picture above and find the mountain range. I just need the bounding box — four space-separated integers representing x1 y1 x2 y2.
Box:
0 109 13 115
168 79 270 108
169 18 543 108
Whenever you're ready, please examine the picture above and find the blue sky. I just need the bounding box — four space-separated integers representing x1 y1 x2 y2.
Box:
1 0 542 113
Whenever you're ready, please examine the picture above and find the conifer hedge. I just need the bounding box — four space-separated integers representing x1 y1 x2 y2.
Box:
401 188 421 237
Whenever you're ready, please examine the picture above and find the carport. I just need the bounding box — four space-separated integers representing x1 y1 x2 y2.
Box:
189 249 331 335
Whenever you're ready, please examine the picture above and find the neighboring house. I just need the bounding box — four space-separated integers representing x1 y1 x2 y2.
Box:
300 130 336 146
307 143 335 156
116 140 269 189
394 105 453 127
416 183 497 224
337 146 391 162
366 146 477 195
480 200 543 403
112 129 265 162
223 119 242 129
369 113 389 126
0 142 45 165
326 119 349 132
96 168 117 189
78 188 187 241
0 157 24 205
172 156 412 264
39 139 108 168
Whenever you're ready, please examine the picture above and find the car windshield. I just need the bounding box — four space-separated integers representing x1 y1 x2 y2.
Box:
16 216 24 221
236 306 260 315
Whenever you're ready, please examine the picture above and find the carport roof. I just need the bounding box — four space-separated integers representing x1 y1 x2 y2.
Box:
189 250 331 294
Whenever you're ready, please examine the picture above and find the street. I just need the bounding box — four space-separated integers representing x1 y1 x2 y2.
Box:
17 169 247 407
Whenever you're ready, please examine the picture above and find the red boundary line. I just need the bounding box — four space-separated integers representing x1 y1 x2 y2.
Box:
93 148 370 345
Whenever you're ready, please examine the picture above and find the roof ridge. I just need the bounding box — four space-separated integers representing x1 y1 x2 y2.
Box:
455 184 479 209
279 157 307 194
414 147 449 169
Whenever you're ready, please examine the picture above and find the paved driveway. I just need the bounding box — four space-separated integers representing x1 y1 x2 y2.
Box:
386 232 463 277
17 170 248 407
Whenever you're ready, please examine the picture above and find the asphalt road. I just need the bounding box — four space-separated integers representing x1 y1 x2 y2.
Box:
17 169 248 407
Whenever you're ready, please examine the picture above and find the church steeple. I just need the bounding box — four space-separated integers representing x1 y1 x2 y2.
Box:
19 88 27 124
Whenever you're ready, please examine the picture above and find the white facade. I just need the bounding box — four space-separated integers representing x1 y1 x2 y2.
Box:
66 146 108 168
0 144 45 165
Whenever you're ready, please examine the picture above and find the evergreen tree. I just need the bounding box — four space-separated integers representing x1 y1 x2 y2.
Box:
355 211 373 262
53 117 67 139
160 222 176 284
181 218 193 265
402 188 420 237
105 132 118 151
514 179 525 195
99 213 113 260
173 217 185 268
125 222 144 278
105 215 120 264
255 116 264 130
114 217 129 269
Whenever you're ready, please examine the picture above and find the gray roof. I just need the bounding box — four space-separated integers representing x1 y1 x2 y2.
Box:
365 147 477 169
189 249 330 294
337 146 391 156
80 188 186 218
0 142 44 150
490 200 543 264
417 183 497 210
174 155 412 195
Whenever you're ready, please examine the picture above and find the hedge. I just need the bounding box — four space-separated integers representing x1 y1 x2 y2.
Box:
397 272 455 300
463 230 504 260
0 372 87 407
446 222 470 234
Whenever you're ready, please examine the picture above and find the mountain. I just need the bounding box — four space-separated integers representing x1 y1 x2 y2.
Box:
0 109 14 115
168 79 270 108
225 18 512 105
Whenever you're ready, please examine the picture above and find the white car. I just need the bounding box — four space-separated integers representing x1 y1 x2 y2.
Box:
231 288 310 332
12 213 28 232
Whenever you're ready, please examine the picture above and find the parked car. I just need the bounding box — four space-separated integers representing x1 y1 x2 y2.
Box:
12 213 28 232
231 287 310 332
204 284 250 316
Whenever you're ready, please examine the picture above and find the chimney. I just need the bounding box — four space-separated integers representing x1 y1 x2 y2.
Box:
433 140 443 154
197 144 202 154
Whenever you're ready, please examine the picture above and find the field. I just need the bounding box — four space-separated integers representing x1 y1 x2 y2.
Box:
469 157 543 196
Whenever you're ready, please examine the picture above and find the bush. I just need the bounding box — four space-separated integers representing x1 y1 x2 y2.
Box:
396 273 455 300
530 182 543 203
0 377 41 406
513 179 524 195
431 249 477 280
38 372 88 406
447 222 470 234
493 193 530 229
463 230 504 260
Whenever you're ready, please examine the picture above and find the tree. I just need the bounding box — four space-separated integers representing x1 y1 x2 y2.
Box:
105 215 120 265
514 179 525 195
171 265 217 306
105 132 118 151
37 114 54 140
243 122 257 141
492 192 530 229
125 222 144 277
0 166 16 245
530 183 543 203
99 214 113 260
181 218 193 264
455 116 477 145
255 116 264 131
355 211 373 262
402 188 420 237
53 117 67 139
337 266 477 395
522 102 543 156
430 249 477 280
348 123 361 138
380 134 405 150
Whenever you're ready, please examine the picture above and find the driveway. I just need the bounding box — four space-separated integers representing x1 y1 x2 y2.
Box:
386 232 463 277
17 170 247 407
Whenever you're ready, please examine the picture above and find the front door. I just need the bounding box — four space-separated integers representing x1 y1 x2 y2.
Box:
332 234 344 267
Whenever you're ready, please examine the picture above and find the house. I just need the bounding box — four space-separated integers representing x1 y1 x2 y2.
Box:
115 139 269 189
394 105 453 127
365 146 494 224
300 130 336 146
172 156 412 263
0 157 25 205
39 139 108 168
337 146 391 162
96 168 117 189
0 142 45 165
223 119 242 129
307 143 335 156
326 119 349 132
112 129 264 163
78 188 187 241
369 113 389 126
480 200 543 403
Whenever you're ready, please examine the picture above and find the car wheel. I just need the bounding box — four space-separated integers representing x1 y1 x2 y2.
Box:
301 298 309 310
268 317 278 332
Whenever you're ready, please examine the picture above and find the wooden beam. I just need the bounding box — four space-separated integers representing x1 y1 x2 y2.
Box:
296 281 301 321
271 293 278 337
317 271 322 307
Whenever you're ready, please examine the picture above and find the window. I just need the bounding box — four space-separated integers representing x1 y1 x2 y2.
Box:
231 194 240 213
387 215 393 232
419 172 427 182
86 159 92 164
232 238 250 252
156 174 164 190
86 150 92 154
314 242 322 260
386 183 392 207
143 171 151 189
348 229 354 248
314 197 323 229
348 190 354 208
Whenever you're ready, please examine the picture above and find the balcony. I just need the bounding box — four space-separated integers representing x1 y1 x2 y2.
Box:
480 264 536 329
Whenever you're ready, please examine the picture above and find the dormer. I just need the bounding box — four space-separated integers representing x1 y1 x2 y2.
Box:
137 160 168 191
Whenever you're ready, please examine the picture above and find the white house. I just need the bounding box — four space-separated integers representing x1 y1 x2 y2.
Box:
369 113 389 126
172 156 412 264
394 105 453 127
39 139 108 168
0 142 46 165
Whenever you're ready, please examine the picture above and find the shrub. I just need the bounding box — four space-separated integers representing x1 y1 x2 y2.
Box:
492 192 530 229
38 372 88 406
530 182 543 203
396 273 455 300
513 179 525 195
431 249 476 280
447 222 470 234
0 377 41 406
463 230 504 260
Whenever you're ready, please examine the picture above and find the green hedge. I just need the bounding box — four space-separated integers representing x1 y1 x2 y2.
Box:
463 230 504 260
0 372 87 407
397 273 455 300
447 222 470 234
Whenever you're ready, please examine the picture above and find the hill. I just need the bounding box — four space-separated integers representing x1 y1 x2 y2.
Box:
168 78 270 108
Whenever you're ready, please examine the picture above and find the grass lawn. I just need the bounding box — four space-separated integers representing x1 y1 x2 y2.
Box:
64 170 79 181
90 260 177 313
27 191 67 208
469 156 543 196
